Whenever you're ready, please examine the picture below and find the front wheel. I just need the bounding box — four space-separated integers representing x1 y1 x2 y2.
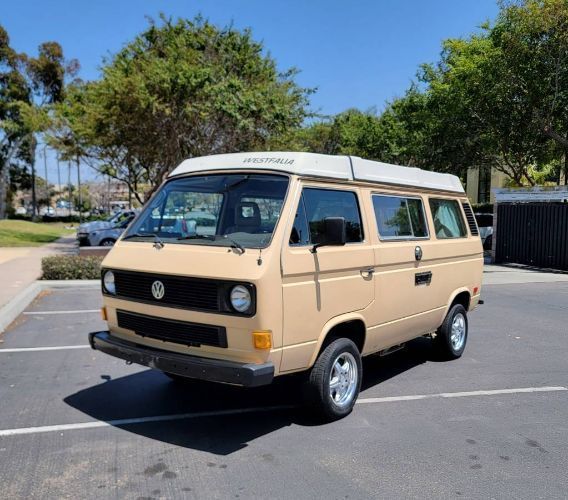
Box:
304 338 362 421
99 238 116 247
433 304 468 359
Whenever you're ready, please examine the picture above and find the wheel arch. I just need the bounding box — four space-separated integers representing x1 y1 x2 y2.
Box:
445 287 472 317
307 313 367 368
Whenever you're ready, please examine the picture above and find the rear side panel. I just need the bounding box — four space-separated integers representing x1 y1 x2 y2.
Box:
361 188 483 354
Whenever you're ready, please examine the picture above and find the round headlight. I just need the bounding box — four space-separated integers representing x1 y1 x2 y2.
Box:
230 285 251 313
103 270 116 295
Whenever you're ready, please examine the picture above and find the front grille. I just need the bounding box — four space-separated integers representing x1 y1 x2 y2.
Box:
113 270 220 312
117 310 227 348
461 202 480 236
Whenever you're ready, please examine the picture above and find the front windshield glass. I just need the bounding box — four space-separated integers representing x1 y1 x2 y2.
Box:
124 173 289 248
110 212 130 225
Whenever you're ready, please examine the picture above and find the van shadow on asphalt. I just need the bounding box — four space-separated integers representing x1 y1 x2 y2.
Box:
64 337 441 455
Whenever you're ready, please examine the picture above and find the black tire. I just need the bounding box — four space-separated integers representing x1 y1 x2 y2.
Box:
304 338 362 422
433 304 468 360
99 238 116 247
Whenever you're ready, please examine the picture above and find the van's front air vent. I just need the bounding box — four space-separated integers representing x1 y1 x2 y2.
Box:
117 310 227 348
461 202 479 236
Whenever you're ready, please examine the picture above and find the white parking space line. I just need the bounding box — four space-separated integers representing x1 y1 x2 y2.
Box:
0 406 294 437
23 310 100 315
356 386 567 404
0 386 564 438
0 345 91 353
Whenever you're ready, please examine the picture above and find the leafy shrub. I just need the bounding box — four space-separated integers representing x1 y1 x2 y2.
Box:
41 255 103 280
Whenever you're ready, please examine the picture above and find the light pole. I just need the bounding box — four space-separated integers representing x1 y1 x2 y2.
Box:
67 161 72 218
76 157 82 223
107 175 111 214
56 156 62 212
42 145 49 210
30 141 37 219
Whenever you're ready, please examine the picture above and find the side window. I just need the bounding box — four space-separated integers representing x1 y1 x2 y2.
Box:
429 198 467 239
372 195 428 239
289 194 310 246
302 188 364 244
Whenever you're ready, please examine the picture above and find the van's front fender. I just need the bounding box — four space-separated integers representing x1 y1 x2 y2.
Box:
307 312 367 369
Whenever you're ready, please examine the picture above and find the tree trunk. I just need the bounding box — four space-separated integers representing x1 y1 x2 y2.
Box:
543 125 568 149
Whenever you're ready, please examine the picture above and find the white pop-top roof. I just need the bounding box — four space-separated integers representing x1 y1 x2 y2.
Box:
170 152 465 194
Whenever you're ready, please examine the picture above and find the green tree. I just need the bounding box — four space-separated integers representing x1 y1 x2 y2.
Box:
54 16 312 202
0 25 30 218
493 0 568 181
294 109 390 160
316 0 567 186
0 24 78 218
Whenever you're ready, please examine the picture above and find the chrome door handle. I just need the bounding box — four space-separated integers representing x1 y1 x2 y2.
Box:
360 267 375 278
415 246 423 261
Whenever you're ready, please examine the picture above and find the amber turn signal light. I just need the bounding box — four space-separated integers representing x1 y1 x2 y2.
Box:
100 307 108 321
252 331 272 350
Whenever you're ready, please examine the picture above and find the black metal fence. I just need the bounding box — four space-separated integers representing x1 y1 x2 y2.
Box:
495 202 568 270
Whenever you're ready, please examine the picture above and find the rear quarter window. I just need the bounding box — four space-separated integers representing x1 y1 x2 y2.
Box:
429 198 467 239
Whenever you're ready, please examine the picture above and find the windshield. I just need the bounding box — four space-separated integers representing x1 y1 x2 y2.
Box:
109 212 131 225
124 173 289 248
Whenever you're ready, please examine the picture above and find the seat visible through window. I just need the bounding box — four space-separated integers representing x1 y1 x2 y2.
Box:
225 201 261 234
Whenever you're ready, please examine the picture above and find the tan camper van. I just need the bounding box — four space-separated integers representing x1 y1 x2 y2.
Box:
90 152 483 420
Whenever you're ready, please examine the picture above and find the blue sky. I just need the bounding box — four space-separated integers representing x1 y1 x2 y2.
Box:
3 0 499 182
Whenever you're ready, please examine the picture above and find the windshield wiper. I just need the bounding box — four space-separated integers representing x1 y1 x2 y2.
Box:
176 234 245 254
222 236 245 254
122 232 155 240
177 234 215 241
122 232 165 248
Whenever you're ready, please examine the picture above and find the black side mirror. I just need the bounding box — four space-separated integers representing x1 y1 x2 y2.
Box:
311 217 346 253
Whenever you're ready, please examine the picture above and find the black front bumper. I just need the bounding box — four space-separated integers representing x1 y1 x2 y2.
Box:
77 235 90 246
89 331 274 387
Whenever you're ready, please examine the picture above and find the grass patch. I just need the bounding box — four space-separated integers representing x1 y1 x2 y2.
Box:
0 220 75 247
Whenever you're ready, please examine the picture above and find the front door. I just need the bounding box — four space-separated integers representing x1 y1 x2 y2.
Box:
280 184 375 372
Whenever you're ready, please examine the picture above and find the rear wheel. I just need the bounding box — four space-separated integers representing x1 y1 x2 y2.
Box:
304 338 362 421
433 304 468 359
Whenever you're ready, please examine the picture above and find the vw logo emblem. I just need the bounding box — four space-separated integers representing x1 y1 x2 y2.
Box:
151 280 165 300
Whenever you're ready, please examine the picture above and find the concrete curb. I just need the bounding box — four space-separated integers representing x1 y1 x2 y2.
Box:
0 280 100 333
39 280 100 289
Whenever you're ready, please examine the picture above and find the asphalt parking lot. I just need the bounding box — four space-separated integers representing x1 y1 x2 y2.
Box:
0 283 567 499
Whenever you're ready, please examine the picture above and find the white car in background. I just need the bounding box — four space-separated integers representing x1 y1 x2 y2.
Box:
40 207 56 217
475 213 494 251
77 211 137 246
